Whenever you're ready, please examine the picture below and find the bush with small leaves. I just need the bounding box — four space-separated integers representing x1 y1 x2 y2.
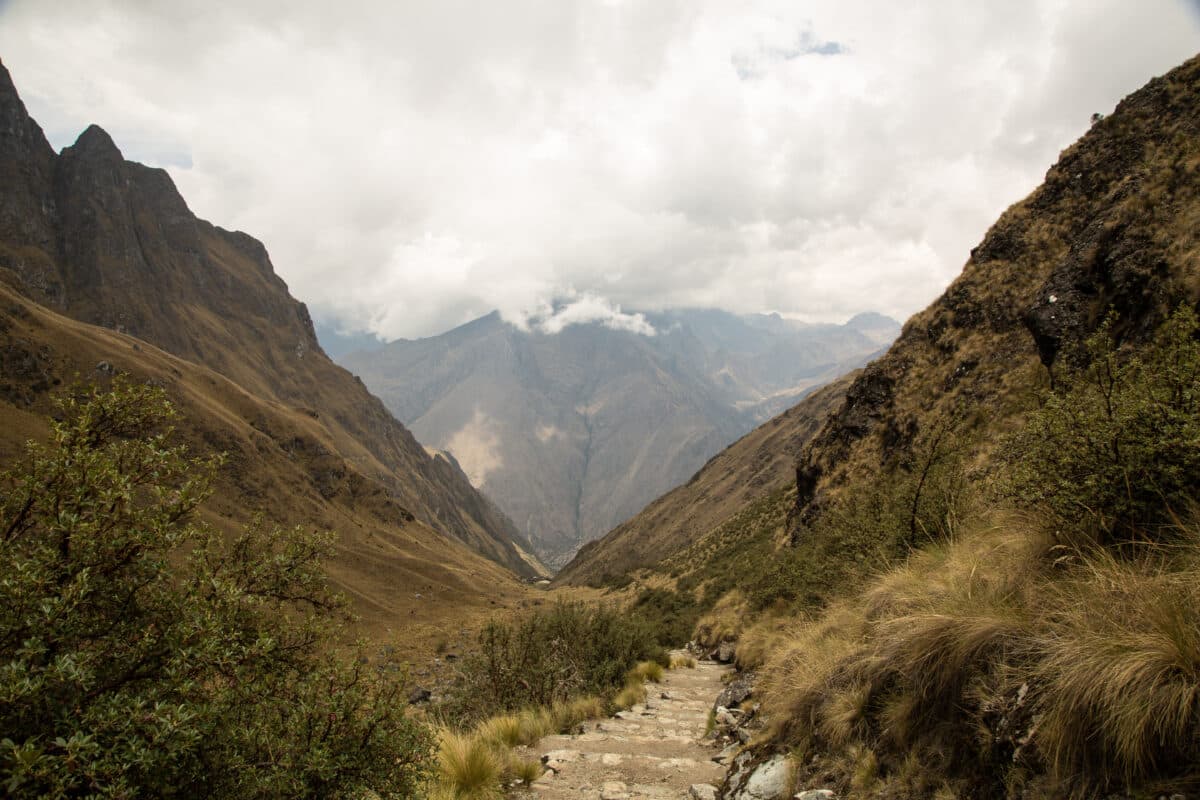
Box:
0 380 434 798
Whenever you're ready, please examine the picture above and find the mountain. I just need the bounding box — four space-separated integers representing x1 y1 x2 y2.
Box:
0 56 545 611
554 52 1200 800
338 308 896 568
555 371 855 586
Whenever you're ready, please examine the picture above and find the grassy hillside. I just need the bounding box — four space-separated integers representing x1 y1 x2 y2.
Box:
574 51 1200 800
0 281 533 649
557 373 854 586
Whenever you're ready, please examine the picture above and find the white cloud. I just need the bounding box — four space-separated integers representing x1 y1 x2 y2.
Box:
1 0 1197 338
516 292 657 336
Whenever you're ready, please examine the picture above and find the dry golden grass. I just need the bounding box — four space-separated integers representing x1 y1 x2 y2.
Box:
614 681 647 709
435 730 503 800
669 653 696 669
508 755 545 786
550 695 605 730
693 589 749 649
631 660 665 683
758 514 1200 796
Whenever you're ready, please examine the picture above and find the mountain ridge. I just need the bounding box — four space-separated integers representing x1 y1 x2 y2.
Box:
338 307 896 567
0 58 546 585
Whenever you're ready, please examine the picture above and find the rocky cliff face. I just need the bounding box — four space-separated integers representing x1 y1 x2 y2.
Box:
340 309 894 568
0 59 542 578
788 52 1200 539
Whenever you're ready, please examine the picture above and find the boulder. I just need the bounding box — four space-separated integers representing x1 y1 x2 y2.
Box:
715 672 755 709
690 784 719 800
600 780 630 800
734 755 791 800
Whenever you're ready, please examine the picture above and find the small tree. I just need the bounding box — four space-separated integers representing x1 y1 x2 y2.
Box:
0 379 433 798
1007 305 1200 544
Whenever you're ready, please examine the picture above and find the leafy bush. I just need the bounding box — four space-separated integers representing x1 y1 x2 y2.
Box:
747 419 974 614
439 600 662 724
1008 305 1200 544
630 587 702 647
0 380 433 798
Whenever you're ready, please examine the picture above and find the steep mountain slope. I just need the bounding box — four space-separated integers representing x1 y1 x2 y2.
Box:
570 54 1200 603
340 309 894 567
0 281 531 644
694 54 1200 800
787 52 1200 540
0 59 543 578
555 372 855 585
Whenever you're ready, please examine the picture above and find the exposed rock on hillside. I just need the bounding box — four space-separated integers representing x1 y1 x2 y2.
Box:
0 58 543 578
790 52 1200 538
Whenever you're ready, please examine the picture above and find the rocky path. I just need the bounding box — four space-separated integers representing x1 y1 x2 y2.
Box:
519 656 731 800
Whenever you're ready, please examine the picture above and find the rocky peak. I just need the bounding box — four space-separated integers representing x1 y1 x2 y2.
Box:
69 124 122 160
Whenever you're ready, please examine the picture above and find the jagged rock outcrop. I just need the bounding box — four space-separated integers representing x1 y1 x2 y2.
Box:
0 58 543 578
789 53 1200 537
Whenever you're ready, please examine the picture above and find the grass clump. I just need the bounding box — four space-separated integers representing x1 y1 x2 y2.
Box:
670 654 696 669
507 756 545 786
435 730 503 800
631 660 665 683
614 681 647 710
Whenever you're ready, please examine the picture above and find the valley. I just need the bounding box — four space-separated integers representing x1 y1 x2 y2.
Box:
1 15 1199 800
338 309 895 568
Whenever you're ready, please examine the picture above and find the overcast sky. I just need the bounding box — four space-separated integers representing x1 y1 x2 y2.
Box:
2 1 1198 340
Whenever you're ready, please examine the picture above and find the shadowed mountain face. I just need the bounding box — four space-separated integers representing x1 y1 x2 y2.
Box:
339 309 896 568
0 59 544 581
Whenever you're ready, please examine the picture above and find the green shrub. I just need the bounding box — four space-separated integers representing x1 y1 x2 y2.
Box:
0 380 433 798
439 599 662 724
631 587 702 647
1007 305 1200 544
747 419 973 614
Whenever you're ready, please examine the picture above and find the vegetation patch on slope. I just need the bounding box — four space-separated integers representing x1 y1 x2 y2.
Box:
737 307 1200 798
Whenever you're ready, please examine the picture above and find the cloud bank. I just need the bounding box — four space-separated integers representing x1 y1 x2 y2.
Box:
1 1 1197 339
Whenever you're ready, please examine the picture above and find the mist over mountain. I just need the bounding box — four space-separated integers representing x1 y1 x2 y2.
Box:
337 308 897 567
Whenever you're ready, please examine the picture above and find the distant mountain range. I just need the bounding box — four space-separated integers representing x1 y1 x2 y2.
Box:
337 308 898 567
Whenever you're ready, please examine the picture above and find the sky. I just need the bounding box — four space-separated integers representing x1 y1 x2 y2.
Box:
1 1 1198 341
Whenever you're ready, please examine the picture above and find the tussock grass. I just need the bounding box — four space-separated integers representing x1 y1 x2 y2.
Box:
759 517 1200 797
694 589 749 648
631 660 665 683
552 695 605 729
1033 548 1200 792
508 755 545 786
614 681 647 709
435 730 503 800
670 653 696 669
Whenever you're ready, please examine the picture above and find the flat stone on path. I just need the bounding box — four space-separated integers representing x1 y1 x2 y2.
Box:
526 652 731 800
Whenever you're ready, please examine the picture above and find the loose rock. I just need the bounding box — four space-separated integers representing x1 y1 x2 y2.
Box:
600 780 629 800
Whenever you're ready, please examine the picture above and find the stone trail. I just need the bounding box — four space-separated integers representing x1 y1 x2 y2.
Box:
518 655 731 800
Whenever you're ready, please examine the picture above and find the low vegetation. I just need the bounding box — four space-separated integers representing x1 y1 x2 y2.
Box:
437 599 665 726
0 380 433 799
736 306 1200 798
